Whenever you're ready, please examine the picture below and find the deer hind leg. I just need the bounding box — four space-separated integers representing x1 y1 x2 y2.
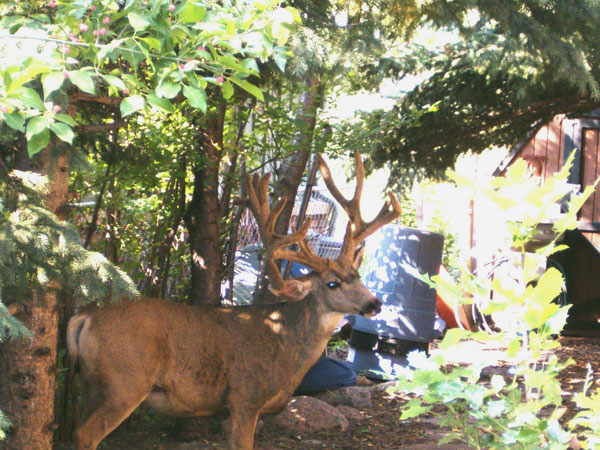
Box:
228 405 260 450
73 380 149 450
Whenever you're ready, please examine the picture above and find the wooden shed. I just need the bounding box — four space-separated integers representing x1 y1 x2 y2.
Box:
494 111 600 327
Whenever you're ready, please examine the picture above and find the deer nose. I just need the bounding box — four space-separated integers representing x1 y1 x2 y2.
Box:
361 297 382 316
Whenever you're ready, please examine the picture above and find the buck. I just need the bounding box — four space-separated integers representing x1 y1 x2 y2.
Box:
67 150 401 450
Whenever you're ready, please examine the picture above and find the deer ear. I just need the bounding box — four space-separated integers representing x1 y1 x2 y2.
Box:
352 245 366 270
269 279 312 302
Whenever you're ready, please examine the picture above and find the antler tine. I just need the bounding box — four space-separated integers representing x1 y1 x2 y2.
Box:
352 191 402 246
317 150 401 262
275 229 331 273
243 173 331 292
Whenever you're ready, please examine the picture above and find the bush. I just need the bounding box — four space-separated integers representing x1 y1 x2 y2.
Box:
394 154 599 449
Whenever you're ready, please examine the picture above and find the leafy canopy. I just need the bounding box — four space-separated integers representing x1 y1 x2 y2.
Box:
337 0 600 186
0 0 300 156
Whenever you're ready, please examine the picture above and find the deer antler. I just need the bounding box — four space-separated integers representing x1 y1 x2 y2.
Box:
316 149 401 263
242 173 330 292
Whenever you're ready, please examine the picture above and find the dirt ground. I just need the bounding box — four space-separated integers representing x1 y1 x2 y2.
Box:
98 335 599 450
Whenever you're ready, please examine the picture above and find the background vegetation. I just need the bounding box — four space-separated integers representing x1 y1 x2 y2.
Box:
1 0 600 448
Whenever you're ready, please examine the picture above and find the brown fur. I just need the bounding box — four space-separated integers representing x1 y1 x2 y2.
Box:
68 270 381 450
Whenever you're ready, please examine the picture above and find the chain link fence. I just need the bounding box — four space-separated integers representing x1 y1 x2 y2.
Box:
236 186 343 260
230 186 344 303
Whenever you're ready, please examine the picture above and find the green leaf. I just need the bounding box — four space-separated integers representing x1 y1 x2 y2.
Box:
7 61 50 93
27 128 50 157
229 77 264 101
400 398 432 420
273 53 287 73
69 70 96 95
545 419 570 443
2 112 25 132
42 72 66 99
221 80 234 100
50 122 75 144
54 114 77 127
147 94 174 113
120 95 145 117
13 87 45 111
101 74 126 91
486 399 507 417
178 3 206 23
97 38 124 61
183 85 207 112
438 327 469 350
26 116 50 140
507 337 521 358
128 12 151 32
156 81 181 99
140 37 162 52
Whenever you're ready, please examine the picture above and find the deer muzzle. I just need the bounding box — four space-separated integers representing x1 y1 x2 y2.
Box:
360 297 382 317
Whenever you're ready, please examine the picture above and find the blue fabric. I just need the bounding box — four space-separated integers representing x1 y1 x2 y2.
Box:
295 355 356 394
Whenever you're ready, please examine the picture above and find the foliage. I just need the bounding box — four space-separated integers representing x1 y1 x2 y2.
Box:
0 170 138 313
0 409 9 440
0 0 299 156
0 169 139 440
570 370 600 449
335 0 600 187
394 156 599 449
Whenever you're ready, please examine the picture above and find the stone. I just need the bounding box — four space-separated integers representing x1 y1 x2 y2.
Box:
270 396 349 434
370 380 399 393
336 405 364 421
317 386 372 409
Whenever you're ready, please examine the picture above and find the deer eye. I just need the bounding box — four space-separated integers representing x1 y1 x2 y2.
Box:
327 281 341 289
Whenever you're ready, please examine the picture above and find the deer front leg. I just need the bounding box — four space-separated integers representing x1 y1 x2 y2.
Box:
228 405 260 450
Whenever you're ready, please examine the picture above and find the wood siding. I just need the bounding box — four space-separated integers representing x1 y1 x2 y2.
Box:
517 115 565 183
507 114 600 311
581 129 600 249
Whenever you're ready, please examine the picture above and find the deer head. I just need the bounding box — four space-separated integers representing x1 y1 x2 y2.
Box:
242 150 401 314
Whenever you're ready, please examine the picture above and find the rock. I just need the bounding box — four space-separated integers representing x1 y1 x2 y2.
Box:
370 380 399 393
356 375 374 386
336 405 364 421
270 396 349 434
317 386 372 409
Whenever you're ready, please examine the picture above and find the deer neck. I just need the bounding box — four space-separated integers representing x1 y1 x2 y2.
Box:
276 294 343 359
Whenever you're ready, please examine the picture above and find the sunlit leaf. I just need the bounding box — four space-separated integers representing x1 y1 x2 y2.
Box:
183 85 207 112
147 94 174 113
128 12 151 31
50 122 74 144
42 72 66 99
26 116 50 140
120 95 145 117
101 74 126 91
229 77 264 101
400 398 432 420
69 70 96 95
178 3 206 23
156 81 181 99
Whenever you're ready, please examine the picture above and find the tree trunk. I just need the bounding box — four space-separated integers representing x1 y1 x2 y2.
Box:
253 75 324 304
0 143 71 450
184 100 227 305
0 286 59 450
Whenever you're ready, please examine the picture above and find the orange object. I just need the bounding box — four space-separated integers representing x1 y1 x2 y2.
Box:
435 266 471 329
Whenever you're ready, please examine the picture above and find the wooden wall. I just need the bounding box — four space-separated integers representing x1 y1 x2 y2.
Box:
508 114 600 314
517 115 565 183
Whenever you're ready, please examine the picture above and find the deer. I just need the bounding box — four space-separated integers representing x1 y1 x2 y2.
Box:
66 150 401 450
